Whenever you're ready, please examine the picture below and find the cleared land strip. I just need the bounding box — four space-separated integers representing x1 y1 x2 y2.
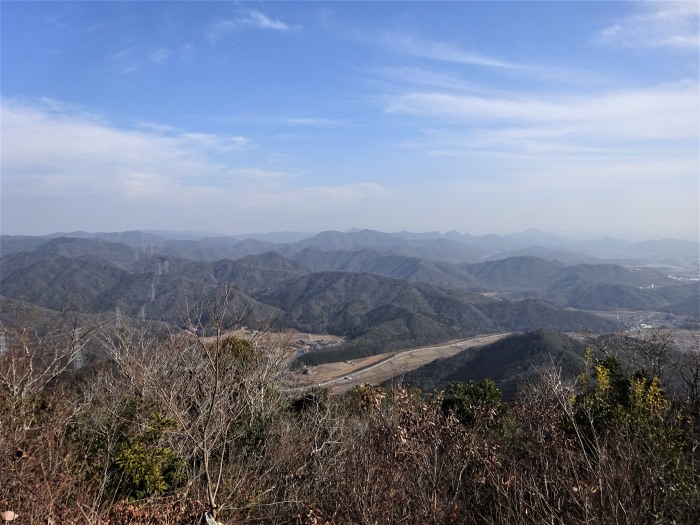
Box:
289 332 512 393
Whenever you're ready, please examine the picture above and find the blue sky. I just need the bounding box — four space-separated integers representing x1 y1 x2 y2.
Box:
1 1 698 239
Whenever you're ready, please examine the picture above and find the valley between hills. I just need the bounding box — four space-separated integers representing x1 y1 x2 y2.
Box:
1 227 698 394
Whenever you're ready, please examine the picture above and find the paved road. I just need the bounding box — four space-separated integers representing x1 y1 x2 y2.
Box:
287 332 513 392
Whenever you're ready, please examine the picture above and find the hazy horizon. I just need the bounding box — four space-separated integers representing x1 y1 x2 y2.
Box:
3 226 698 244
2 2 698 240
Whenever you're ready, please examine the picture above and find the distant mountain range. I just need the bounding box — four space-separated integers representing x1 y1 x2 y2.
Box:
3 228 698 265
1 229 697 372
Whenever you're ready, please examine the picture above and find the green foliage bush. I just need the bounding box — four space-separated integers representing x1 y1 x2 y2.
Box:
561 347 698 518
110 399 187 500
441 379 504 425
568 348 672 435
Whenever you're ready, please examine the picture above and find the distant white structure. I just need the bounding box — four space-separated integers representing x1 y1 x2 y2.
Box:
151 282 156 302
73 328 83 370
115 307 122 328
0 334 6 356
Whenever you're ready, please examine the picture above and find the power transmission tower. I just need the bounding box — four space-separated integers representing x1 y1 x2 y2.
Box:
115 307 122 329
0 334 6 356
73 328 84 370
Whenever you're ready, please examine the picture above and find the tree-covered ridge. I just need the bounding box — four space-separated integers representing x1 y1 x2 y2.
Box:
3 231 697 317
396 329 588 400
1 250 621 362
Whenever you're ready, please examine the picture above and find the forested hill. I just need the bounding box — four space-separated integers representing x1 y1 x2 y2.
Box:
395 329 588 400
2 247 618 364
5 228 698 370
280 271 616 366
0 252 283 326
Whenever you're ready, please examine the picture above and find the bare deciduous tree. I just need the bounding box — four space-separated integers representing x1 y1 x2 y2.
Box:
101 284 290 523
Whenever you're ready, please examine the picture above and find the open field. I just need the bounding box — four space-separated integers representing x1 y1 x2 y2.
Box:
203 322 698 396
288 332 512 393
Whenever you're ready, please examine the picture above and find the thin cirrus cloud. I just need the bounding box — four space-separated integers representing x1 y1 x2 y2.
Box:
108 44 194 75
377 34 608 88
596 1 700 49
385 80 699 142
275 117 347 127
381 32 513 68
149 48 173 65
107 47 139 76
384 75 698 201
206 9 300 41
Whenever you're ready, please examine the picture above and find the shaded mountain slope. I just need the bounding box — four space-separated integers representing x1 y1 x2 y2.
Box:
465 256 564 290
292 248 481 289
282 230 486 262
1 254 130 312
270 272 617 366
485 247 597 265
34 237 138 267
478 299 615 332
659 292 700 317
543 265 690 311
0 252 281 325
558 283 665 311
397 329 588 400
198 252 311 294
548 263 672 288
0 235 51 256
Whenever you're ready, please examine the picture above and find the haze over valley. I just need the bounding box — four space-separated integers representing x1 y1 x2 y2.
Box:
2 227 697 374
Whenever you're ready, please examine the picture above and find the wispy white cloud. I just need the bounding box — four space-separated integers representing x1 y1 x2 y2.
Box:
180 133 248 153
382 77 698 219
241 10 297 31
0 99 385 234
381 32 513 68
207 9 300 41
108 44 194 75
386 80 699 143
149 48 172 65
1 99 251 197
371 66 479 93
107 47 139 75
376 34 608 87
275 117 347 127
596 1 700 50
